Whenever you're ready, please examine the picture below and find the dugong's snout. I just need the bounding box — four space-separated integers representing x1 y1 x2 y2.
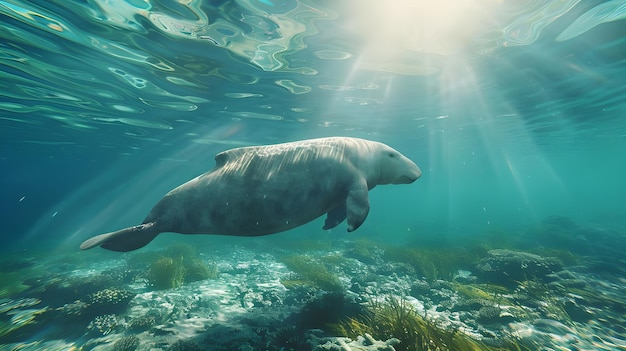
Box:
402 161 422 183
399 174 419 184
399 170 421 183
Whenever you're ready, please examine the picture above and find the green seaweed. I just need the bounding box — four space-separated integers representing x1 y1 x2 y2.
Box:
514 280 572 322
383 246 481 281
184 257 219 283
453 283 510 303
0 303 49 343
280 255 343 292
331 296 531 351
345 239 380 264
0 272 30 298
142 244 219 290
147 256 186 290
528 247 579 266
318 253 353 269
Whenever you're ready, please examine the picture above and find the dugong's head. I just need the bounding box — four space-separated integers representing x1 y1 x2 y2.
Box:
375 143 421 185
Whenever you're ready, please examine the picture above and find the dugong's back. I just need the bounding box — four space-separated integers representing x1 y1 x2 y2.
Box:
146 140 355 236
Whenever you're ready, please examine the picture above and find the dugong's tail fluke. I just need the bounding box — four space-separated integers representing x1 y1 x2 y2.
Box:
79 223 159 252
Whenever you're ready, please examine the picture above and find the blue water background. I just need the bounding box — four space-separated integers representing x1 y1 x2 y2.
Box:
1 0 626 252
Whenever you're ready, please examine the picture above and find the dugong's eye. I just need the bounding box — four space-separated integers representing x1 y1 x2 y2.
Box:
388 152 395 158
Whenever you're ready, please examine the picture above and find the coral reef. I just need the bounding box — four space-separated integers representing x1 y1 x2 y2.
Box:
167 339 203 351
87 314 122 336
113 335 140 351
475 249 562 286
308 331 400 351
272 326 308 350
296 292 364 331
1 216 623 351
85 288 136 316
127 314 157 331
87 288 135 306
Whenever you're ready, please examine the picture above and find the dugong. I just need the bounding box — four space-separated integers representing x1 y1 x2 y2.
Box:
80 137 421 252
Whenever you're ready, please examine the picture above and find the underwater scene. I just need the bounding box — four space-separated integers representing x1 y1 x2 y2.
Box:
1 0 626 350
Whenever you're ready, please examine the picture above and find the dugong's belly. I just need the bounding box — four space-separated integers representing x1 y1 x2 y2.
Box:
147 158 351 236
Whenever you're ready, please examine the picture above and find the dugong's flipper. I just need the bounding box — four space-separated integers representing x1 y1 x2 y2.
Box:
346 179 370 232
323 204 347 230
80 223 159 252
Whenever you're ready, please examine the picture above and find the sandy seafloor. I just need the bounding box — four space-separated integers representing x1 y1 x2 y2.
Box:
1 216 625 351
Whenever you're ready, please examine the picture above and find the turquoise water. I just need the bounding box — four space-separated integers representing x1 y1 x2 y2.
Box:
1 1 626 350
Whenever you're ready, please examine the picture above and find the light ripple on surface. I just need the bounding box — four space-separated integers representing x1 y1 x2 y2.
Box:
275 79 311 94
220 111 283 121
93 117 173 130
314 50 353 60
557 0 626 41
139 98 199 111
502 0 581 46
225 93 264 99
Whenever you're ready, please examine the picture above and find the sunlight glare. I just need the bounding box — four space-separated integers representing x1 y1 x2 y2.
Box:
350 0 496 74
